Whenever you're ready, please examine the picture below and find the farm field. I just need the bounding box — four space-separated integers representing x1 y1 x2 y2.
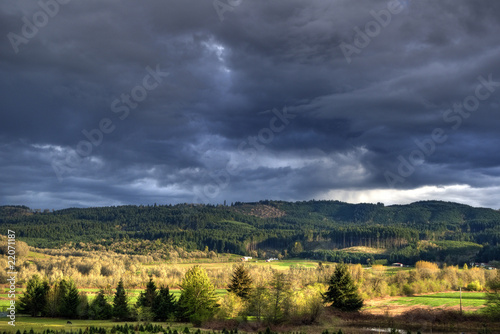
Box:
364 292 488 316
388 292 487 308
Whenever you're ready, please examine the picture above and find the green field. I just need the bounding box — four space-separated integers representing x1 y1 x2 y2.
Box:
0 317 189 332
252 259 321 269
389 292 487 308
384 266 413 275
26 251 51 259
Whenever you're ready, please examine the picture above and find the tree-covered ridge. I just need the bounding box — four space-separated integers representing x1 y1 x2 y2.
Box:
0 200 499 264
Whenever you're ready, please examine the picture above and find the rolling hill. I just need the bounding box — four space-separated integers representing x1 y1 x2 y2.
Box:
1 200 499 265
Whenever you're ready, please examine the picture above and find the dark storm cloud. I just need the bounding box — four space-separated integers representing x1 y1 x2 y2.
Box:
1 0 500 209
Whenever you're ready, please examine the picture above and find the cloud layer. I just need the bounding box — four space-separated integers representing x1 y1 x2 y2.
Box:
1 0 500 209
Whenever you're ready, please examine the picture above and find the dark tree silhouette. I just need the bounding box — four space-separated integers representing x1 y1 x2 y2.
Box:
61 279 80 318
19 275 49 316
154 286 177 320
113 279 130 320
89 290 112 320
323 262 363 311
137 277 157 308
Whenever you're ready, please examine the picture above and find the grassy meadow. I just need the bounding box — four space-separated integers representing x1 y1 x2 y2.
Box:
0 317 191 332
388 291 487 308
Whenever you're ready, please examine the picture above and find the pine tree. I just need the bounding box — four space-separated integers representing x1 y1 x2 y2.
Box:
137 277 157 308
154 286 177 321
61 279 80 318
113 279 130 320
56 279 69 316
227 264 253 299
19 275 49 317
177 266 218 324
88 290 112 320
322 262 363 311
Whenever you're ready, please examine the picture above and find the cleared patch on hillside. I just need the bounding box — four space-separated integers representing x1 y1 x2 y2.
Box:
27 250 53 259
232 204 286 218
340 246 387 254
220 220 256 230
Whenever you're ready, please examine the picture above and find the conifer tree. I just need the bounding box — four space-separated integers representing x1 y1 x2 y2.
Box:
88 290 112 320
227 264 253 300
154 286 177 321
57 279 69 316
61 279 80 318
137 277 157 308
19 275 49 317
113 279 130 320
322 262 363 311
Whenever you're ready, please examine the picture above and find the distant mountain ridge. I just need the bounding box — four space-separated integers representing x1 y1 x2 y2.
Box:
1 200 499 264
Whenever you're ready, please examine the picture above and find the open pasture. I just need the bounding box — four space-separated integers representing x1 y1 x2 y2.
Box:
364 291 488 316
0 317 188 332
388 291 487 308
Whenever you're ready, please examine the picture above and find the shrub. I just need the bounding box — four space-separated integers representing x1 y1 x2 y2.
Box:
467 280 483 291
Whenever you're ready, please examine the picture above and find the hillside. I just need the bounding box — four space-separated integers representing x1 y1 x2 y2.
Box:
1 200 499 265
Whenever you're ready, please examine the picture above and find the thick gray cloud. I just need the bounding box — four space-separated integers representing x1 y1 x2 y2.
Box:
1 0 500 209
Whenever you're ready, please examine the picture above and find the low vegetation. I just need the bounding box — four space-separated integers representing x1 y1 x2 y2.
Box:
6 259 498 333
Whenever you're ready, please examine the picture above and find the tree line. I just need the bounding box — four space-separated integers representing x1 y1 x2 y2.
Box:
18 262 500 325
1 200 500 265
19 264 366 325
19 274 177 322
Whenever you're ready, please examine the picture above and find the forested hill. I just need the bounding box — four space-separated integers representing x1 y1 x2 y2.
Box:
1 200 500 265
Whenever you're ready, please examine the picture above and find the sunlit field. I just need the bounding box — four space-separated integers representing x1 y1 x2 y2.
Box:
388 291 487 308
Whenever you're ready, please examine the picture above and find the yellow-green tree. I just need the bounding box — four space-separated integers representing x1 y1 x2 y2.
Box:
245 284 268 320
268 272 291 323
177 266 218 324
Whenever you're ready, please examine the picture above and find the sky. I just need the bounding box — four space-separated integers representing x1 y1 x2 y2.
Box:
1 0 500 210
